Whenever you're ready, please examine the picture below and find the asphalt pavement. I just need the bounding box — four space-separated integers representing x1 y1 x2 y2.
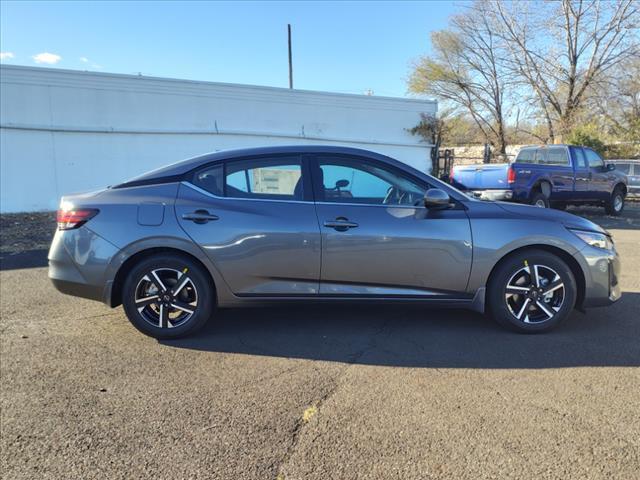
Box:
1 206 639 479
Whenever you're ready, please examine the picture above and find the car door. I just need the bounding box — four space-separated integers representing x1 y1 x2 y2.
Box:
175 155 321 295
583 148 609 201
310 154 473 297
542 146 574 201
572 147 591 199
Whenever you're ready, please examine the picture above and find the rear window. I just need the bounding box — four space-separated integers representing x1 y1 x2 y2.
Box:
515 149 536 163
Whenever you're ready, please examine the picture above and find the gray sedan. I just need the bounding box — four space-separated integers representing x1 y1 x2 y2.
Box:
49 146 621 338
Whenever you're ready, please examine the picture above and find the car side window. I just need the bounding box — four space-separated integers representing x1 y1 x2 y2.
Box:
574 148 588 169
515 148 536 163
533 148 546 164
615 163 630 175
584 149 604 168
543 147 570 166
316 156 427 206
225 157 303 200
192 157 304 200
193 164 224 196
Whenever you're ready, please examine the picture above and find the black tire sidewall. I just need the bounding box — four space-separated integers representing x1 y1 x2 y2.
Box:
488 251 576 333
122 254 215 339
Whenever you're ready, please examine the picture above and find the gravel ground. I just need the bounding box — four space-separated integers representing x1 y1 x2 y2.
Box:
0 212 56 255
1 205 639 479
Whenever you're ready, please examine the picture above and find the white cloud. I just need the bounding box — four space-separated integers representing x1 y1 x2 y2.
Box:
0 52 15 60
80 56 89 63
32 52 62 64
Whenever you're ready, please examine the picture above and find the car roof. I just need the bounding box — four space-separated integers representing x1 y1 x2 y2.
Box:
519 144 573 149
117 145 405 186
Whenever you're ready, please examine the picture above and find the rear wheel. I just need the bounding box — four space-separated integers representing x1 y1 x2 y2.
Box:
122 254 215 339
605 186 625 216
487 250 576 333
530 192 550 208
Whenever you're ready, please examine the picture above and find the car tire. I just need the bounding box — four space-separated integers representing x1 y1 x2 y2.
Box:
530 192 550 208
122 253 215 339
487 250 576 333
605 186 625 216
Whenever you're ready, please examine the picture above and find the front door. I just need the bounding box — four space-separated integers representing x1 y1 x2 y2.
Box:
584 148 610 202
176 155 321 295
310 155 473 297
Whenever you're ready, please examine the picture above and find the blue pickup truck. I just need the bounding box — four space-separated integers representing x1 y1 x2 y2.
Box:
450 144 628 215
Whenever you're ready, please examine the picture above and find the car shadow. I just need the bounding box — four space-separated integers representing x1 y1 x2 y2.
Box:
0 249 48 271
163 292 640 369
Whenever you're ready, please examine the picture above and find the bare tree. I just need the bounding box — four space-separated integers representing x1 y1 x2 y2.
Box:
408 2 512 153
592 55 640 140
490 0 640 141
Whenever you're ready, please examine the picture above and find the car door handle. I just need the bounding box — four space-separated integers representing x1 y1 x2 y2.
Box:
324 218 359 231
182 210 219 224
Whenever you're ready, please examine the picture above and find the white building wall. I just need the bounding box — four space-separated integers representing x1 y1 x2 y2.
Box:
0 65 436 212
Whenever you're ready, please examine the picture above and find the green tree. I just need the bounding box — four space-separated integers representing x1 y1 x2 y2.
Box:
565 124 606 155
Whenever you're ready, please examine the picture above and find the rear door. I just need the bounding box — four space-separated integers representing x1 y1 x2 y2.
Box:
310 154 473 297
572 147 591 199
175 155 322 295
540 146 574 201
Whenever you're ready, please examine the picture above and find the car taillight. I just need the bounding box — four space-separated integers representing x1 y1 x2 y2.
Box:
57 208 99 230
507 166 516 184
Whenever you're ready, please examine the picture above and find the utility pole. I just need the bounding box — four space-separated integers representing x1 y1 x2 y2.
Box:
288 24 293 89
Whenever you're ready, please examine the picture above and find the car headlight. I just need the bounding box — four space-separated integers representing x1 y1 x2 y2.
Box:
569 229 614 250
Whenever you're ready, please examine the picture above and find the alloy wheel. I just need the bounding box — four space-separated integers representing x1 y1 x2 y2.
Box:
134 268 198 329
504 264 565 324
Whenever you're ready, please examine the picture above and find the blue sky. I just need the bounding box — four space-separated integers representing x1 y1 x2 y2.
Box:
0 0 460 97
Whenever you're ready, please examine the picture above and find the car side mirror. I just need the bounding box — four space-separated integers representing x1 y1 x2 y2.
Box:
424 188 451 209
335 179 350 188
606 163 616 171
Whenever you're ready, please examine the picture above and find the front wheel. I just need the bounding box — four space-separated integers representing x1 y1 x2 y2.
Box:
122 254 215 339
487 250 577 333
605 187 625 216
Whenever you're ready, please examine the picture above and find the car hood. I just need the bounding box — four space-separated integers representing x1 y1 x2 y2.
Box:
495 202 608 235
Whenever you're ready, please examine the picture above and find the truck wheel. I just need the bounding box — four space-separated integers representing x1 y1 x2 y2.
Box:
605 187 625 216
530 192 550 208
